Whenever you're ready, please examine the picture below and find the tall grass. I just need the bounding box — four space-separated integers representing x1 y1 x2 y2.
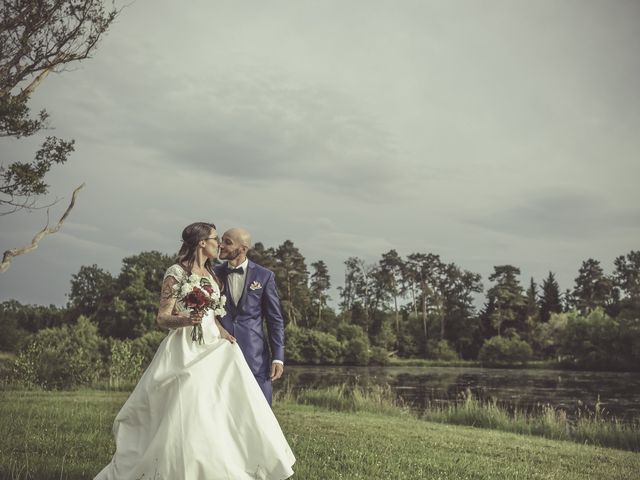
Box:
424 389 640 451
277 383 409 417
277 384 640 452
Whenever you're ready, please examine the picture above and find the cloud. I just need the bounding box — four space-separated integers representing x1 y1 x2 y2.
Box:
467 190 640 240
50 61 402 202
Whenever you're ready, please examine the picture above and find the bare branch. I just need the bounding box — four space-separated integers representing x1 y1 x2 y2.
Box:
21 65 55 97
1 183 85 273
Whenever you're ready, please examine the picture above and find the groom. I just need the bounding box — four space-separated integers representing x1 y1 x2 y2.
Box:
215 227 285 405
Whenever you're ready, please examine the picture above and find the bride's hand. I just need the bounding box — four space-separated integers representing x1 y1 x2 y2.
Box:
219 328 236 344
213 318 236 343
175 312 202 327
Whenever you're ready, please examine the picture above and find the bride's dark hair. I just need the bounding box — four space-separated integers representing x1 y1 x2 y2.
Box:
176 222 217 276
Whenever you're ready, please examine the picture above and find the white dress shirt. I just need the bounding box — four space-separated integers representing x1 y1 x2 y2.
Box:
227 258 248 305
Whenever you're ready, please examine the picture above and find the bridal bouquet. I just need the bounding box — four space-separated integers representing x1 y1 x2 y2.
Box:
177 275 227 344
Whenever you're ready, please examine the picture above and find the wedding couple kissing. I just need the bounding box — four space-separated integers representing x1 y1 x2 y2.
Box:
95 222 296 480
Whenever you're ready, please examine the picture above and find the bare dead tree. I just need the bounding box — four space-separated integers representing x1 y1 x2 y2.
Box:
1 182 85 272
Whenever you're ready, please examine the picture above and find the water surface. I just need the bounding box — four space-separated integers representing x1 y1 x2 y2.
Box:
281 365 640 422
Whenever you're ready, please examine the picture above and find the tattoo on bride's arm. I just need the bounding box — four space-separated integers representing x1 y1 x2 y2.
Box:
157 277 180 328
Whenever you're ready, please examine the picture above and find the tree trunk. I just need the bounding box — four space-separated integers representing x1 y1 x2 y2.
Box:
422 283 428 352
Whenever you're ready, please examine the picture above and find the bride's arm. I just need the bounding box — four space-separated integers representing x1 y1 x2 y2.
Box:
214 317 236 344
156 276 200 329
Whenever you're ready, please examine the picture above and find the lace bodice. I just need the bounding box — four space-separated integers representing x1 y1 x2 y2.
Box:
163 264 221 314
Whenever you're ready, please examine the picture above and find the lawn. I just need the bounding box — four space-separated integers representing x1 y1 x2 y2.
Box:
1 389 638 479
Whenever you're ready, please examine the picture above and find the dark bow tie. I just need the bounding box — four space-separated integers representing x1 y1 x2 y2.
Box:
226 265 244 275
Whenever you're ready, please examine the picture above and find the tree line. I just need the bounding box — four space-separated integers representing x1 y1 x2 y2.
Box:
1 244 639 377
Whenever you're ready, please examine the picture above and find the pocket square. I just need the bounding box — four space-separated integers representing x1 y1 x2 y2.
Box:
249 281 263 291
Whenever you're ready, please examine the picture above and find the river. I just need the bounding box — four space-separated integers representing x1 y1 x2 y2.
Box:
279 365 640 422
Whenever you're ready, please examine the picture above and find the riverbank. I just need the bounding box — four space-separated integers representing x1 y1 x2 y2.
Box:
386 357 616 371
1 389 638 479
279 383 640 452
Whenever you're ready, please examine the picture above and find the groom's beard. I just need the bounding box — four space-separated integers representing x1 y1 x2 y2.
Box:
222 247 243 261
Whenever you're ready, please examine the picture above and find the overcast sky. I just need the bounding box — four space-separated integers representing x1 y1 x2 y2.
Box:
1 0 639 308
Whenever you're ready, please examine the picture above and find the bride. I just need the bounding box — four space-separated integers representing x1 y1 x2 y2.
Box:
94 222 295 480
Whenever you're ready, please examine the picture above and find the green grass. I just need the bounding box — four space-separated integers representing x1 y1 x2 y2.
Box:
1 389 639 480
386 357 481 367
278 383 640 453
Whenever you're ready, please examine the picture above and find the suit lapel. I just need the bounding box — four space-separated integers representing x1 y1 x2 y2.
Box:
237 260 255 311
219 262 237 312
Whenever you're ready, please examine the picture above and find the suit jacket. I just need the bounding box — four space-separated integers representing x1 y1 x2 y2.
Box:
214 260 285 379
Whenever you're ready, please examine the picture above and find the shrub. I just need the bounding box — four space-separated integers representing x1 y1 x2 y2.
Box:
479 335 533 366
300 329 343 364
109 339 144 389
427 340 459 361
12 316 105 389
130 329 167 366
369 346 390 365
284 324 305 363
337 324 370 365
284 325 343 364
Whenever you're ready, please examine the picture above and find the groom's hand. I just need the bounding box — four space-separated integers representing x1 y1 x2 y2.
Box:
270 362 284 381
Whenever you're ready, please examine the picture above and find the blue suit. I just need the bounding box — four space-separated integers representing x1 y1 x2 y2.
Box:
214 260 285 405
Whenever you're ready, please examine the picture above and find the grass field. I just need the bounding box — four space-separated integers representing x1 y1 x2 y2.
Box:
1 389 639 479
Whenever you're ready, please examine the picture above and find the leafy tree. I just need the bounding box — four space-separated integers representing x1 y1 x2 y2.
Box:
529 311 569 359
613 251 640 299
404 253 444 350
571 258 614 315
613 250 640 320
525 278 539 320
483 265 526 336
438 264 482 358
70 251 172 338
69 264 115 318
539 272 562 322
309 260 331 328
558 308 627 370
248 242 277 271
1 0 117 213
119 251 174 293
378 249 404 335
0 299 68 336
0 300 27 351
339 257 378 335
395 306 421 357
273 240 310 327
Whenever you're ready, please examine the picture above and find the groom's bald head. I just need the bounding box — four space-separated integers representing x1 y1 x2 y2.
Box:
219 227 252 265
225 227 251 248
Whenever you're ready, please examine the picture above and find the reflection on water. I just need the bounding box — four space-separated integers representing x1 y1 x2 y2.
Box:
278 366 640 422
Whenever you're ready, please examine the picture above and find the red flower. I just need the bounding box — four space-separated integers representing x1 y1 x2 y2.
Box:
202 284 214 295
184 287 208 310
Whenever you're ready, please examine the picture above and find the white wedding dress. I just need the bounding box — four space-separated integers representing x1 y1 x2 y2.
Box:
95 265 295 480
